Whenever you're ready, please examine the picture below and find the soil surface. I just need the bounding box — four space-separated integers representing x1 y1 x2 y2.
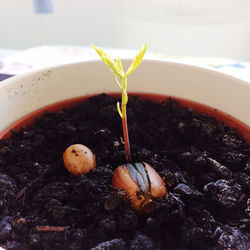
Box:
0 94 249 250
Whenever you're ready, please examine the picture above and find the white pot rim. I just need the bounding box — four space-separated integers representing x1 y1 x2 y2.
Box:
0 58 249 135
1 58 250 88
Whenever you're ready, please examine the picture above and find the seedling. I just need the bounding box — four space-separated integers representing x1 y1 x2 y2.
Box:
91 44 147 162
92 45 167 212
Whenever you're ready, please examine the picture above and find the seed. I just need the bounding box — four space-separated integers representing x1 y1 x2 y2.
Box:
63 144 96 175
112 162 167 212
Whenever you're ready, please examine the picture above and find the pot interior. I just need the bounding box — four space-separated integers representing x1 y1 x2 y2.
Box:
0 93 249 144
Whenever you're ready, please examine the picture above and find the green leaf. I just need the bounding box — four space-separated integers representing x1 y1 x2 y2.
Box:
117 56 124 75
91 45 123 78
125 43 147 77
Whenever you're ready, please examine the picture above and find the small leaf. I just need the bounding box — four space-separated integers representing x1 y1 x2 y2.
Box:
91 45 123 78
117 102 122 118
125 43 147 77
117 56 124 76
91 45 115 65
103 56 123 78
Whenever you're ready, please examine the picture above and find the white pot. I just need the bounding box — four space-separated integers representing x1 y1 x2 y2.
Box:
0 59 249 138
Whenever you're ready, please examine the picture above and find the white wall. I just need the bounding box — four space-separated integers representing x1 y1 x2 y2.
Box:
0 0 250 60
0 0 120 48
119 0 250 60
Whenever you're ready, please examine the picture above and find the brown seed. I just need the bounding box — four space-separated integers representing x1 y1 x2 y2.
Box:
112 165 142 210
63 144 96 175
144 162 167 198
112 162 167 212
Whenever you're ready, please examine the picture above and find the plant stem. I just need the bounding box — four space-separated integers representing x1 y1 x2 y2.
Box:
122 112 131 162
121 78 131 162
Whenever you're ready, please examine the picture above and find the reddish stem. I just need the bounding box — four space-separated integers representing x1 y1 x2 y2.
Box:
122 116 131 162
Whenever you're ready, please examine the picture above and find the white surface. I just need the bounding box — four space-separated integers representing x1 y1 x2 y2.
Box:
0 59 250 134
0 0 250 60
0 49 19 61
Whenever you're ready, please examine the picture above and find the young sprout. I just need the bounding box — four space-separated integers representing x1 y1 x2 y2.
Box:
91 44 147 162
91 44 167 212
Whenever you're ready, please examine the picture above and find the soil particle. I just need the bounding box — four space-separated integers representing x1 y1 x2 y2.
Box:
240 218 250 232
245 160 250 174
0 94 249 249
174 183 203 200
217 226 250 250
197 172 217 188
234 172 250 191
104 189 127 211
181 225 214 249
118 210 139 231
222 134 244 148
90 238 126 250
0 217 12 240
0 174 18 214
245 199 250 218
220 151 248 170
58 122 77 135
153 192 185 225
204 179 243 209
99 217 116 233
178 151 207 174
206 157 232 179
2 241 21 250
0 174 17 197
130 233 159 250
161 169 187 188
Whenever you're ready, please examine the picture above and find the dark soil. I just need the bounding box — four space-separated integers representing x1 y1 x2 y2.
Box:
0 94 249 250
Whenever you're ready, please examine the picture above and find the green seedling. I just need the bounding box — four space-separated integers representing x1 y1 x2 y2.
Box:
91 44 147 162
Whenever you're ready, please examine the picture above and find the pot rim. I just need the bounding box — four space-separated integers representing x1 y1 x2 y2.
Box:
1 58 249 88
0 58 250 135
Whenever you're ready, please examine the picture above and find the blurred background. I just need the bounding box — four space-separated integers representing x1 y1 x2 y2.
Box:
0 0 250 78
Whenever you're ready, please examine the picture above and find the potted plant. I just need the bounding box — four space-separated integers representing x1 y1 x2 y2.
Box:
0 45 249 249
